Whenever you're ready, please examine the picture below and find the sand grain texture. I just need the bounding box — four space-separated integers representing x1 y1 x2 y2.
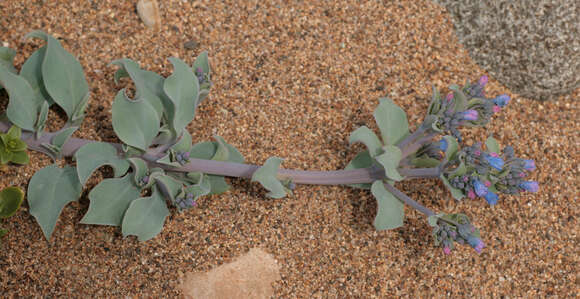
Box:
0 0 577 297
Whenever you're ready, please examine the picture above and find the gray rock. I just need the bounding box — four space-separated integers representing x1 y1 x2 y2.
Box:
434 0 579 100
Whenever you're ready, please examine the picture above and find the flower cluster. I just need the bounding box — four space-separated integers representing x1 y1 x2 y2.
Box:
443 142 538 205
175 192 198 210
432 213 484 255
174 151 191 165
428 76 510 141
495 146 539 195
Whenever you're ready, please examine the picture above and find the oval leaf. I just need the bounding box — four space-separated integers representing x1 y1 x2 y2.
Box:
112 89 160 150
163 57 199 134
19 46 54 105
251 157 287 199
28 165 82 239
121 187 169 242
75 142 130 186
349 126 383 157
485 135 500 154
373 97 409 145
0 186 24 218
371 180 404 230
25 31 89 123
80 174 141 226
0 66 45 131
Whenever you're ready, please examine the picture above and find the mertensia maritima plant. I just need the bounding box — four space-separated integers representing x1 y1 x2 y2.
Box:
0 31 538 255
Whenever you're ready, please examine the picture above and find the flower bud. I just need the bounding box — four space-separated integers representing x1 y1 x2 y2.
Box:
438 139 448 151
519 181 539 192
484 191 498 205
462 110 478 121
484 155 504 170
493 94 510 107
523 159 536 171
472 179 488 197
478 75 488 86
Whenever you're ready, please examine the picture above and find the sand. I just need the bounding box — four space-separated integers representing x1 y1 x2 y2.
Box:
0 0 577 297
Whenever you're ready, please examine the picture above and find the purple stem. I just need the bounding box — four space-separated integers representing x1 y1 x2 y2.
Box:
1 121 441 184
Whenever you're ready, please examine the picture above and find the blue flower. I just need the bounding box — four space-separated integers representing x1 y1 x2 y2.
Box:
484 155 504 170
438 139 448 151
472 179 488 197
467 235 485 254
523 159 536 171
484 191 499 205
519 181 539 192
493 94 510 107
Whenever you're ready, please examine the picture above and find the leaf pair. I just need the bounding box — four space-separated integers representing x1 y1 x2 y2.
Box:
347 98 409 183
112 53 210 151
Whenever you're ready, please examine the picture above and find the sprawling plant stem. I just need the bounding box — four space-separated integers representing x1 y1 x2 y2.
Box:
1 120 440 217
1 121 440 185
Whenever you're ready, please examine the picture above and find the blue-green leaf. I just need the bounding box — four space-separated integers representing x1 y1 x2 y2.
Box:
46 126 77 158
28 165 82 239
0 65 45 131
19 46 55 105
112 88 160 150
349 126 383 157
373 97 409 145
80 174 141 226
485 135 500 154
211 135 230 161
153 174 183 201
163 57 199 135
128 157 149 187
111 58 165 119
410 156 441 168
25 31 89 124
251 157 286 199
0 46 17 74
449 84 467 112
75 142 130 186
205 175 230 195
344 150 374 190
375 145 404 181
121 187 169 241
371 180 404 230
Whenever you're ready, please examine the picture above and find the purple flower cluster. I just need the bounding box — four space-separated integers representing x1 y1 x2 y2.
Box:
444 142 538 205
174 151 191 165
433 214 484 255
428 76 510 142
175 192 197 210
494 146 539 195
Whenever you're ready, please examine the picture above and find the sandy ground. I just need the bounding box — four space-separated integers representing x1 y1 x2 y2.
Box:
0 0 577 297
